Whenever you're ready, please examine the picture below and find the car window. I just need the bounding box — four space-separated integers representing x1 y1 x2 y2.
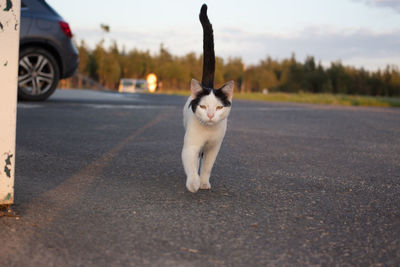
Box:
20 0 61 16
136 81 147 89
123 81 134 87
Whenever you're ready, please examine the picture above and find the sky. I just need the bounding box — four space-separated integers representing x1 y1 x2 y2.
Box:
45 0 400 71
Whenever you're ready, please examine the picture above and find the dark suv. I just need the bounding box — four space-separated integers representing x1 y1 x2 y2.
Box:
19 0 79 101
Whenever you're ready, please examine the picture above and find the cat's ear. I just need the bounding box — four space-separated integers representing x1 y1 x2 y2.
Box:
221 80 234 101
190 79 203 99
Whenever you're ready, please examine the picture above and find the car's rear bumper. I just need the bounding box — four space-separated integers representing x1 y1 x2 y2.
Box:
60 39 79 78
62 52 79 78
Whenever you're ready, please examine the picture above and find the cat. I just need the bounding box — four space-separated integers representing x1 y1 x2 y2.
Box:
182 4 234 193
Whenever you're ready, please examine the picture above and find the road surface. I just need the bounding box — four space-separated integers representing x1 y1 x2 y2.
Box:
1 89 399 266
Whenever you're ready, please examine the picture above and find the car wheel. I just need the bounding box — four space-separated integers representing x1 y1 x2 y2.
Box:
18 47 60 101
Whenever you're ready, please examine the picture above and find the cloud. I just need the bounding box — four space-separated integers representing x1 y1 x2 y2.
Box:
74 27 200 54
217 26 400 70
354 0 400 12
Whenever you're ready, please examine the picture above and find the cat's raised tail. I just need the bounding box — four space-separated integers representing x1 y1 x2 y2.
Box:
199 4 215 89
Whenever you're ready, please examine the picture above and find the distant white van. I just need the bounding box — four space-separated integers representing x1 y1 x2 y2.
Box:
118 79 148 93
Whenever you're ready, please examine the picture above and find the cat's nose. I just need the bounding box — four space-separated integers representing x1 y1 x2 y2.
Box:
207 113 214 119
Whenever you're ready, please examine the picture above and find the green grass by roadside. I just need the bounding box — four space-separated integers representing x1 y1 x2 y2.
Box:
157 90 400 108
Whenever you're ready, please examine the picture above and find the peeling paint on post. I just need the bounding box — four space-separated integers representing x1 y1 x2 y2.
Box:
0 0 20 205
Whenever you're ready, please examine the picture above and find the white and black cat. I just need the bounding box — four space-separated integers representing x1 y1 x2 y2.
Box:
182 4 234 193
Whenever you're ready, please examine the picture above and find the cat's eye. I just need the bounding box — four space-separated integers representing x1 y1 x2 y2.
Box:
199 105 207 109
216 106 223 110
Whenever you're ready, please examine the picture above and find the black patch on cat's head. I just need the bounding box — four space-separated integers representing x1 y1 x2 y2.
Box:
189 87 211 112
189 86 231 113
214 86 232 107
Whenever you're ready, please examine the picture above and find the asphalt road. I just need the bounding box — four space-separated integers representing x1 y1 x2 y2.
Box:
1 89 399 266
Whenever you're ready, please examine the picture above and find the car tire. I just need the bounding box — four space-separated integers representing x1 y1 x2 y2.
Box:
18 47 60 101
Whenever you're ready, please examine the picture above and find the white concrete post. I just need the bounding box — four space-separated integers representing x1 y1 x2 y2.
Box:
0 0 20 205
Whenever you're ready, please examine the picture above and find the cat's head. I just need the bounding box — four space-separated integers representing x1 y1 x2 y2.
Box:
189 79 234 126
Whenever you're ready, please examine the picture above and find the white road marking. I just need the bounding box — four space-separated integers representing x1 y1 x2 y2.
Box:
234 107 310 111
17 103 175 109
81 104 175 109
17 103 44 109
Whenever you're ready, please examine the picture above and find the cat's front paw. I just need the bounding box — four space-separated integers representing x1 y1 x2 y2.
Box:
200 181 211 190
186 177 200 193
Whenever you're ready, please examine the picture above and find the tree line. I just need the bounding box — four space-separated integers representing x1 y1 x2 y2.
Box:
73 40 400 96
